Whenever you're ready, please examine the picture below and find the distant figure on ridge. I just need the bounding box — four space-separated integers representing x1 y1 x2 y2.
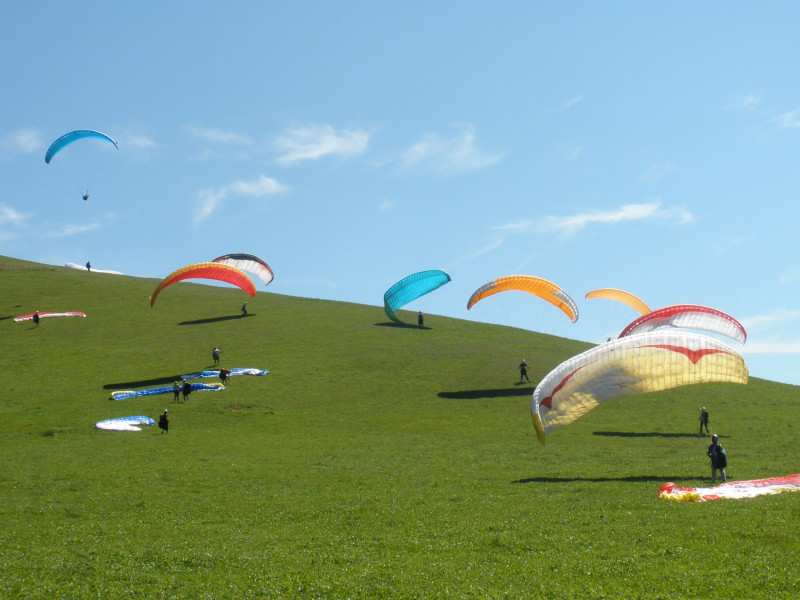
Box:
519 359 530 383
707 433 727 482
699 406 710 434
212 347 221 366
158 409 169 434
241 302 248 317
86 261 91 272
418 311 424 327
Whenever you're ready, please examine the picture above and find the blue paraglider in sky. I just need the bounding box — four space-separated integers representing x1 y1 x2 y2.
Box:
383 270 451 323
45 130 118 164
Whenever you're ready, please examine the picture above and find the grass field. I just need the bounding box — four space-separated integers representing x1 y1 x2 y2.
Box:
1 254 798 599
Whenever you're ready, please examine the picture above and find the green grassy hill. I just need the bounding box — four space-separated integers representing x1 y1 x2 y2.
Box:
1 255 798 599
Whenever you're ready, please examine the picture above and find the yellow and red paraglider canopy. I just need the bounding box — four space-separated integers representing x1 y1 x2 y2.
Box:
149 262 256 307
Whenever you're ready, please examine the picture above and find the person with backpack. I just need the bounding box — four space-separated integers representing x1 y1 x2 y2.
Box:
707 434 727 483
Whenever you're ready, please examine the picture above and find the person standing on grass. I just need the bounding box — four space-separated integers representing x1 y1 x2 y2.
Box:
699 406 710 434
32 311 40 327
241 302 248 317
707 434 727 483
519 359 530 382
173 380 181 402
212 346 221 366
182 380 192 402
158 409 169 434
418 311 424 327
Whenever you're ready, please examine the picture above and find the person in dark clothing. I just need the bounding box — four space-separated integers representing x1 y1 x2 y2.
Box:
699 407 710 434
173 381 181 402
219 368 230 385
158 409 169 433
418 311 424 327
86 261 91 271
707 434 727 483
182 380 192 402
519 359 530 382
241 302 248 317
32 311 40 327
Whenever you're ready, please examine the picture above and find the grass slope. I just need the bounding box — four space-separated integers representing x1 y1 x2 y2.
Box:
1 255 798 599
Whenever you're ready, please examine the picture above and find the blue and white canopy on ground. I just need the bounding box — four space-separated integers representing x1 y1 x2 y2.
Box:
95 416 155 431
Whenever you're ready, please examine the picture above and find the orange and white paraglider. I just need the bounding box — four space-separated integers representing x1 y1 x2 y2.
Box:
467 275 578 322
149 262 256 307
584 288 651 316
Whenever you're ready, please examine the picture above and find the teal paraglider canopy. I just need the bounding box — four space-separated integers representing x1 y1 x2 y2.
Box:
383 270 451 323
45 130 118 164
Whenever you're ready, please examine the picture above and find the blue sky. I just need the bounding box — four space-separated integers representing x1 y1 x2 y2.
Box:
2 1 800 385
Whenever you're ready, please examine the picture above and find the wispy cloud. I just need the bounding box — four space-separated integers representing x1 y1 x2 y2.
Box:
773 109 800 129
638 162 676 184
45 222 100 238
560 94 584 110
0 203 30 226
741 338 800 355
2 128 44 154
399 124 502 174
378 199 394 211
779 266 800 284
448 237 505 267
195 175 288 222
275 124 369 165
740 308 800 333
493 201 693 237
557 141 582 161
186 125 252 145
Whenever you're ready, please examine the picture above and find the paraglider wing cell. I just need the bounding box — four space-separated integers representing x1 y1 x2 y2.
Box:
618 304 747 344
467 275 578 322
530 331 748 445
45 130 118 164
212 253 274 286
383 270 451 323
585 288 651 316
149 262 256 307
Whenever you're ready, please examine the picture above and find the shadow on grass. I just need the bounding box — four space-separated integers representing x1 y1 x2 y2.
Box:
374 322 429 330
0 315 14 321
511 475 702 484
179 314 254 325
593 431 719 439
438 387 532 399
104 376 182 390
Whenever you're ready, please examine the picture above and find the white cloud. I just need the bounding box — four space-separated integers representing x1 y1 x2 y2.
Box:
561 94 584 110
742 93 762 111
126 135 159 150
493 201 693 237
194 175 288 222
45 222 100 238
557 141 583 161
741 338 800 355
0 203 30 226
399 124 502 174
778 266 800 284
448 237 505 267
379 199 394 211
638 162 676 184
275 124 369 165
2 128 44 154
739 308 800 333
186 125 252 145
773 109 800 129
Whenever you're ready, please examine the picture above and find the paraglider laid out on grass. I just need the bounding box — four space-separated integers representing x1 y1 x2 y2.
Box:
149 262 256 307
585 287 651 316
110 383 225 401
530 331 749 445
467 275 579 323
618 304 747 344
95 416 155 431
212 253 274 286
658 475 800 502
383 270 451 324
14 311 86 322
45 130 118 164
180 368 269 379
